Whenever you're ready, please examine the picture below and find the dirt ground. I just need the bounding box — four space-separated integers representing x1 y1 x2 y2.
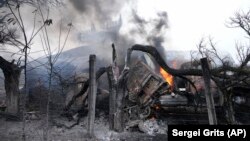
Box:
1 104 249 141
0 114 168 141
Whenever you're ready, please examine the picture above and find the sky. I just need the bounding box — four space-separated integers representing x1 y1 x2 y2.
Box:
131 0 250 60
1 0 250 63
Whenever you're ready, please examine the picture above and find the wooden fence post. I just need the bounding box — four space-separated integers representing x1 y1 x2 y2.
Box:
200 57 217 125
87 55 97 137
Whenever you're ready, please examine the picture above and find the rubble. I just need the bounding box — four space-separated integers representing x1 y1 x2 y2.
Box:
25 111 41 120
138 119 167 136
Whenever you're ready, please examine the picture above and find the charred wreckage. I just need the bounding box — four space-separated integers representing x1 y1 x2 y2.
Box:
62 44 249 135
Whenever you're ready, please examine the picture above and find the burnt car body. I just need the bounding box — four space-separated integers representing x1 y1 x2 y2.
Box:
124 61 191 123
123 60 227 124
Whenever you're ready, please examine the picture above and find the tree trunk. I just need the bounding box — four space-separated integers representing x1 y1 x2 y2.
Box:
5 74 20 115
0 56 22 116
224 89 236 124
113 70 128 132
107 66 117 130
114 80 125 132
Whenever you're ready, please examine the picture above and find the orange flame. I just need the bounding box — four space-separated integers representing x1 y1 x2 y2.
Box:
160 67 174 90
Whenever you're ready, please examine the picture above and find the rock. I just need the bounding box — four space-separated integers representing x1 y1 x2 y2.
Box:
25 111 40 120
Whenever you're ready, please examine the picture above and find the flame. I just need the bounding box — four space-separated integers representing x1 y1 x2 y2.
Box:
160 67 174 90
153 104 161 110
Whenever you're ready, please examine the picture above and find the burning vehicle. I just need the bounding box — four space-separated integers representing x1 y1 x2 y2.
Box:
123 60 196 129
120 48 224 129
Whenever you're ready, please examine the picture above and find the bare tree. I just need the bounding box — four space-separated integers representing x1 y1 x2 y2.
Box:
36 4 72 139
0 1 64 140
0 0 50 116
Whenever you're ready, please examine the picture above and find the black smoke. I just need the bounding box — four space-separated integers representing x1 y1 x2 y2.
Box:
131 10 168 48
69 0 127 24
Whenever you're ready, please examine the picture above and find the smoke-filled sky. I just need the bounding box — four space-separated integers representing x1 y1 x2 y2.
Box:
1 0 250 63
134 0 250 57
52 0 250 59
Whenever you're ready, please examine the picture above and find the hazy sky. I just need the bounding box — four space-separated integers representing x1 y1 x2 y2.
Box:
133 0 250 60
2 0 249 63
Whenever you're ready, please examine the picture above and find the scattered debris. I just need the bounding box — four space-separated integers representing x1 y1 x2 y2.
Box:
138 118 167 136
25 111 41 120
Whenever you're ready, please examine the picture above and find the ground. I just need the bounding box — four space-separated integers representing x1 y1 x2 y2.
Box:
1 102 249 141
0 114 168 141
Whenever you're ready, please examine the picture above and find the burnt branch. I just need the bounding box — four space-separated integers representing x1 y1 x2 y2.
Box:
130 44 203 76
112 43 117 64
130 45 250 79
240 52 250 68
63 67 106 112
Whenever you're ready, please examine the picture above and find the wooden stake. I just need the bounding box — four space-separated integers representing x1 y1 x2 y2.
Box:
200 57 217 125
87 55 97 137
